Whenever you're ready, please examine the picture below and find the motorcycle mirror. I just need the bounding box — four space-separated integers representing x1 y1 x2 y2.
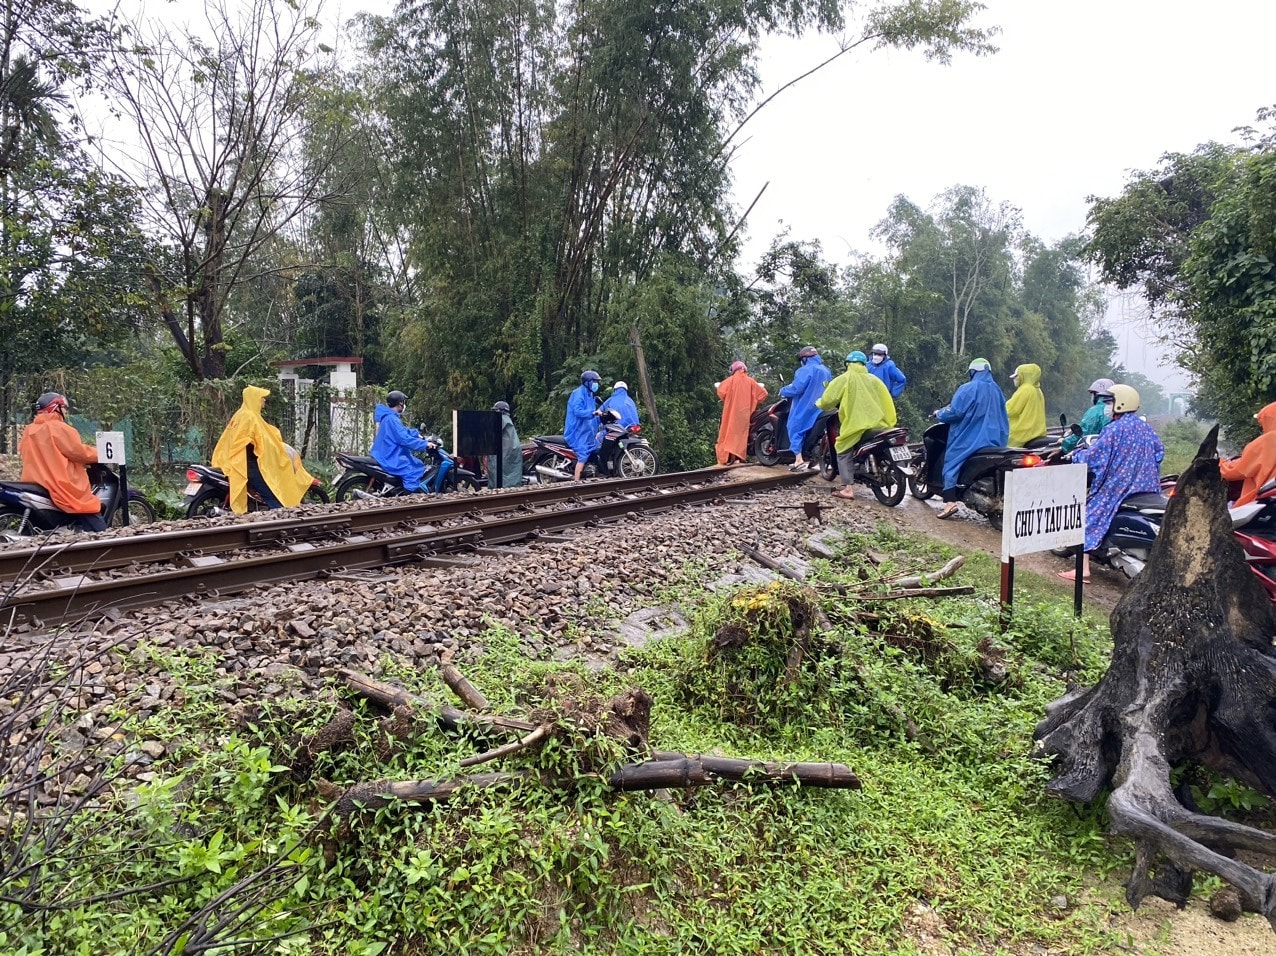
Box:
1070 423 1083 436
1059 413 1067 427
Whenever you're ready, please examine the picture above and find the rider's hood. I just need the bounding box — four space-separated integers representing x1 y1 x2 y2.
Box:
1012 364 1041 388
1258 402 1276 434
373 403 400 424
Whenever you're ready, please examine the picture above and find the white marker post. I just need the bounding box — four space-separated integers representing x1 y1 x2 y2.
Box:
1000 463 1088 623
95 431 129 525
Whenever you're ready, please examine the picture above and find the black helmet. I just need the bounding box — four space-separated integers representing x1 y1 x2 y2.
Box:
35 392 69 415
386 390 408 408
492 401 510 414
797 346 818 359
581 370 601 385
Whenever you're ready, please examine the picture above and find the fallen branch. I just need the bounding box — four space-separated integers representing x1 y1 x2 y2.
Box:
324 753 860 817
459 724 552 768
340 669 536 735
436 649 491 711
820 583 974 601
887 555 965 589
740 544 805 581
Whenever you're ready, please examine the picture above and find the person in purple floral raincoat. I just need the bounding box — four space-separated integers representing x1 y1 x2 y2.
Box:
1059 383 1164 582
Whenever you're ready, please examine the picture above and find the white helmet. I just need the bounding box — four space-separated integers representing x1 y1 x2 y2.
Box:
871 343 888 357
1110 384 1140 414
613 381 628 391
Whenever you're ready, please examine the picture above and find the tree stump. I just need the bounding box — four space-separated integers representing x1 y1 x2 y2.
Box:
1034 428 1276 925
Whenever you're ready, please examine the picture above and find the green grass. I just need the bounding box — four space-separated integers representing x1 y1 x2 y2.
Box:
3 522 1146 955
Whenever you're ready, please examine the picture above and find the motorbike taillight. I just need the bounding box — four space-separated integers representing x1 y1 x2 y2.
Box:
628 425 641 434
185 468 200 482
1019 454 1043 467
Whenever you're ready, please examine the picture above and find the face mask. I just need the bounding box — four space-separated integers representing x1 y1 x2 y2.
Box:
589 381 599 394
871 355 884 365
1103 403 1114 421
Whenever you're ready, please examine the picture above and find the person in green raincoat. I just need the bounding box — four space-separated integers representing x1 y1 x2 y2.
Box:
1005 363 1046 447
816 351 896 500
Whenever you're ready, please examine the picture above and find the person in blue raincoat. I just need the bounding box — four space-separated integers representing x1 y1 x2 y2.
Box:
780 346 832 471
370 390 435 492
565 370 603 481
1058 383 1164 582
933 358 1010 518
867 343 907 398
599 381 639 428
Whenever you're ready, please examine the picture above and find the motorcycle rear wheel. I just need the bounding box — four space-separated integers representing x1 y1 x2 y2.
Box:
110 497 156 528
753 424 781 467
872 461 907 507
0 509 28 536
303 485 330 505
616 445 659 479
186 487 226 519
988 510 1003 531
335 474 375 502
817 439 836 482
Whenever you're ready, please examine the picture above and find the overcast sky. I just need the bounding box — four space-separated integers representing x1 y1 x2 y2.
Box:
728 0 1276 388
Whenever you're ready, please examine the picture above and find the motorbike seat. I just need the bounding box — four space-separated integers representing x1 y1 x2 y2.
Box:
342 455 385 470
538 435 567 446
974 446 1017 455
1231 502 1264 529
1120 492 1169 512
1025 436 1057 449
1 480 52 495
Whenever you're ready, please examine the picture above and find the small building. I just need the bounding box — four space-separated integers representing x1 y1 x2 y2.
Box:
271 357 365 454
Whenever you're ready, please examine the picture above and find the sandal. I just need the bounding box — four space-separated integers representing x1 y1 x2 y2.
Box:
832 489 856 500
935 503 960 519
1056 570 1090 584
788 463 807 473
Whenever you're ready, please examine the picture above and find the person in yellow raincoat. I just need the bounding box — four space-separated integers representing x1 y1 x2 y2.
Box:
1005 363 1046 447
211 386 317 513
816 351 896 500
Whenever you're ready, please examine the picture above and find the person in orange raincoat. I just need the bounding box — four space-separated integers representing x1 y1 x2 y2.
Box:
18 392 106 531
211 385 317 513
1220 402 1276 506
715 361 768 465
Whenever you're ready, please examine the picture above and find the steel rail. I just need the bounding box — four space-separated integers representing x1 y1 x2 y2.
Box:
0 470 808 630
0 468 729 583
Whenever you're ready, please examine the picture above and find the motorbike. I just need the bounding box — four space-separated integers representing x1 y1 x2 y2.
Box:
810 415 912 505
748 398 789 467
184 462 330 518
1229 477 1276 602
1082 491 1169 580
907 421 1048 530
523 408 659 482
333 432 482 502
0 463 156 538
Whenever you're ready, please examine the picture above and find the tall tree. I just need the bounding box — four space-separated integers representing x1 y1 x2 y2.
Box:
1086 115 1276 439
358 0 996 430
104 0 347 380
0 0 149 396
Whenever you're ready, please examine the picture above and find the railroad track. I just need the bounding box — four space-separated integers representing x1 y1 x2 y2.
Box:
0 467 731 582
0 469 810 631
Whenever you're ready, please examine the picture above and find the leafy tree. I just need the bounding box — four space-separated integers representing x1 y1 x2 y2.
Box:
1086 111 1276 440
0 0 150 402
355 0 996 451
104 0 348 380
